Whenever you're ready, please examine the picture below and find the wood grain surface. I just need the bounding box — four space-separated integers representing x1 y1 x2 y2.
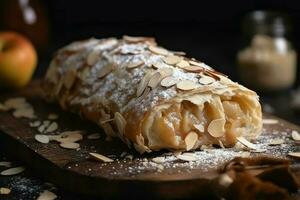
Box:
0 81 299 199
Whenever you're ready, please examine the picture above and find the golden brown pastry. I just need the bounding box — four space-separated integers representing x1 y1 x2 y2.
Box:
44 36 262 153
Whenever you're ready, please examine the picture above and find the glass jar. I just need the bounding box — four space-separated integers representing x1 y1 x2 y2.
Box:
237 11 297 92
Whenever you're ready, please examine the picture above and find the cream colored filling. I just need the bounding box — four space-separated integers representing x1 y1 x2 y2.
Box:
141 94 260 151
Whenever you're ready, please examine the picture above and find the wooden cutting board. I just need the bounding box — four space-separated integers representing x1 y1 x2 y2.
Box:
0 81 299 199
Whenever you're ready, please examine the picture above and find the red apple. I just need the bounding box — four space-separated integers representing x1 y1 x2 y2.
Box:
0 31 37 89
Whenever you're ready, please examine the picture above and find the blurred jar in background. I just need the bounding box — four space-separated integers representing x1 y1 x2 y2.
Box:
237 11 297 92
0 0 50 55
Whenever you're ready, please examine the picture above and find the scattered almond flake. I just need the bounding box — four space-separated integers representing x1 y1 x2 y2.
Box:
0 166 25 176
269 138 285 146
176 60 190 68
29 121 41 127
89 152 114 162
13 107 35 119
183 65 203 72
193 123 204 132
158 68 173 78
87 133 101 140
184 131 198 151
114 112 127 136
288 152 300 159
37 190 57 200
136 71 153 97
0 187 11 195
162 55 182 65
44 122 58 133
148 46 169 56
176 153 198 162
148 72 162 89
262 119 278 125
38 125 46 133
291 130 300 141
152 157 166 164
218 140 225 149
152 61 165 69
160 76 179 87
87 50 100 66
199 76 215 85
48 113 59 120
207 118 225 138
120 152 127 158
0 161 11 167
98 64 113 78
43 120 51 127
59 142 80 149
55 131 83 143
237 136 257 150
176 80 197 90
34 134 50 144
0 103 8 111
4 97 26 109
127 60 144 69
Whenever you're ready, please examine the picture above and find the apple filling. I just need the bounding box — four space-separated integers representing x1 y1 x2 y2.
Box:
141 94 261 151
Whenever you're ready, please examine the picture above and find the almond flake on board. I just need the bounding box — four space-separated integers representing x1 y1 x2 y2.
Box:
48 113 59 120
35 135 50 144
87 133 101 140
0 167 25 176
199 76 215 85
37 190 57 200
262 119 278 125
176 80 197 91
0 161 11 167
152 157 166 164
0 187 11 195
89 152 114 162
59 142 80 149
45 122 58 133
176 153 198 162
0 103 8 111
288 152 300 159
176 60 190 68
127 60 144 69
162 55 182 65
148 46 169 56
160 76 179 88
236 136 257 150
207 118 226 138
114 112 127 136
269 138 284 146
30 121 41 127
291 130 300 141
148 72 162 89
13 107 35 119
55 131 83 143
4 97 27 109
184 131 198 151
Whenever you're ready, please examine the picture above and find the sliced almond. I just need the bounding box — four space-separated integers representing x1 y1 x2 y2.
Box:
89 152 114 162
59 142 80 149
0 161 11 167
48 113 59 120
218 140 225 149
237 136 257 150
176 80 197 91
0 103 8 111
184 131 198 151
148 46 169 56
262 119 278 125
199 76 215 85
207 118 225 138
114 112 127 136
45 122 58 133
87 133 101 140
158 68 173 78
127 60 144 69
136 71 153 97
183 65 203 73
37 190 57 200
63 68 77 89
269 138 284 146
288 152 300 159
160 76 179 87
152 157 166 164
291 130 300 141
189 60 203 67
152 61 165 69
55 131 83 143
13 107 35 119
0 187 11 195
99 118 114 124
148 72 162 89
123 35 155 44
35 135 50 144
87 50 100 66
176 153 198 162
176 60 190 68
194 123 204 132
98 63 113 78
1 167 25 176
30 121 41 127
162 55 182 65
38 125 46 133
4 98 27 109
172 51 186 56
